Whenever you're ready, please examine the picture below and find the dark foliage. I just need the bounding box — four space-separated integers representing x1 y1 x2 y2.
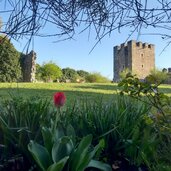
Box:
61 67 78 82
0 35 21 82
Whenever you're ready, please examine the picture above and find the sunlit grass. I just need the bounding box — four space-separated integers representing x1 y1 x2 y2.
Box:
158 84 171 96
0 83 170 104
0 83 119 104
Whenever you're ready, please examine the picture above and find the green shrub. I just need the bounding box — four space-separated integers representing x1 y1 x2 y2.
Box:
146 68 169 85
119 68 131 80
85 72 110 83
119 73 171 170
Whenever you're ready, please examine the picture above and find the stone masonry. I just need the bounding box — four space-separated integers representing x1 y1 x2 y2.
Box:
21 50 36 82
113 40 155 81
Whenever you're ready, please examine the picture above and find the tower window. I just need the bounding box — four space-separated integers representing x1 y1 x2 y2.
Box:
142 65 144 68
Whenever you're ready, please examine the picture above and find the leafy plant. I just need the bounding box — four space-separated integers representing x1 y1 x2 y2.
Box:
119 68 131 80
56 95 154 169
0 95 55 170
118 73 171 170
28 124 112 171
118 73 170 119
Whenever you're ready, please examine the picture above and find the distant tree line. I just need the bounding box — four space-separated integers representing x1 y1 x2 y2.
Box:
36 62 110 83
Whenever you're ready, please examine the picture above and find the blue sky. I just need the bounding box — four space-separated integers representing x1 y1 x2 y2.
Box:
12 27 171 80
1 2 171 80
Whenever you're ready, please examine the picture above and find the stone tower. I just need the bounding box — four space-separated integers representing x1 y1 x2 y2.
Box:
21 50 36 82
113 40 155 81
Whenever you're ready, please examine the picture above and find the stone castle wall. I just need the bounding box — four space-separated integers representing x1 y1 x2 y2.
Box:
164 68 171 84
21 50 36 82
114 40 155 81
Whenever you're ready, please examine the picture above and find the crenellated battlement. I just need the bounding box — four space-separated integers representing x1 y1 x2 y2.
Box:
114 40 154 54
113 40 155 81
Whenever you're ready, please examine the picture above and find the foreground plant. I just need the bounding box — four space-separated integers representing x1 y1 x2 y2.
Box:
28 125 112 171
53 92 66 108
119 74 171 170
0 95 55 170
118 73 170 119
56 95 155 170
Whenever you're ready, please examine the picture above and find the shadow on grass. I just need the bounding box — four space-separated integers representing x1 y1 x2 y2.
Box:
0 87 119 105
159 85 171 95
74 83 171 95
74 84 119 91
0 83 170 104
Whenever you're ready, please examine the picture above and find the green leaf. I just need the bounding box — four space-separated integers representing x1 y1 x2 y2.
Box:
87 160 112 171
77 139 105 171
28 140 52 171
53 126 65 142
66 124 76 144
90 138 105 158
47 156 69 171
69 134 92 171
52 136 74 163
42 127 53 154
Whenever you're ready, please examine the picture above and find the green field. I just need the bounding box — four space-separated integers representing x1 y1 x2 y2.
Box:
0 83 171 103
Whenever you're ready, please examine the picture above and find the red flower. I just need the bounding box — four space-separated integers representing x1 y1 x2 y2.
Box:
53 92 66 107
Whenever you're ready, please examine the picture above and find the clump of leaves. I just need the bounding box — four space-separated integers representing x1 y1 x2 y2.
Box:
56 95 154 170
118 73 171 170
118 73 170 119
0 95 55 170
28 124 112 171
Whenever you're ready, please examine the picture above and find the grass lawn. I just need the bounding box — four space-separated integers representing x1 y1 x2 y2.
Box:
0 83 119 104
0 83 170 104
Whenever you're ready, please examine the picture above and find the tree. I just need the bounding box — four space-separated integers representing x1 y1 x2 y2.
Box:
41 62 62 82
0 35 21 82
146 68 169 85
61 68 78 82
1 1 171 47
76 70 90 82
77 70 89 78
35 63 44 81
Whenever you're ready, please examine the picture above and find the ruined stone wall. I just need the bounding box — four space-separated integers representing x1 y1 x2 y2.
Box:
113 40 155 81
21 50 36 82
